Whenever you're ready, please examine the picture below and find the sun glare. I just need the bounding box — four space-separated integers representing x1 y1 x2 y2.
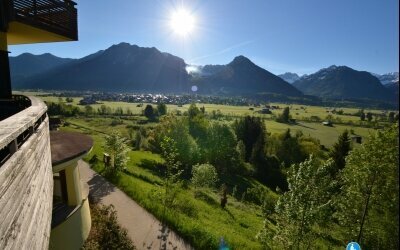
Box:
169 8 195 37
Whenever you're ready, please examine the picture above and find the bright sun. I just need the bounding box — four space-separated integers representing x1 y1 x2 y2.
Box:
169 8 195 37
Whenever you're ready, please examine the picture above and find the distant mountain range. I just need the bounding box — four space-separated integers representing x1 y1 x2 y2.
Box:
293 65 395 102
9 43 398 104
278 72 301 83
280 71 399 87
191 56 302 96
11 43 301 97
374 72 399 85
292 65 395 102
10 53 74 82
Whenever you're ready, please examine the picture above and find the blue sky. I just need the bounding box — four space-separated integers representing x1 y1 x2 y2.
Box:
9 0 399 75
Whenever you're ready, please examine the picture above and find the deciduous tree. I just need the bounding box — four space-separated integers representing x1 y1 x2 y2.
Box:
335 126 399 249
191 163 218 189
104 132 130 174
260 156 334 249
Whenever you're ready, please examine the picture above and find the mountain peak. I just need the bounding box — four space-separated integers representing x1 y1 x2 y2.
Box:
116 42 133 47
16 52 35 58
375 72 399 85
293 65 394 101
229 55 254 66
278 72 300 84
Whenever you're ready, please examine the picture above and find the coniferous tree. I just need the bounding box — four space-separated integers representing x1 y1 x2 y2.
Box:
360 112 365 121
388 111 395 123
281 107 290 123
276 107 290 123
157 103 167 116
366 112 373 122
329 130 351 175
233 116 265 161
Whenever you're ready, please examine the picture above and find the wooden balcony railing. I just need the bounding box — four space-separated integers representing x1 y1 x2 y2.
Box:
9 0 78 40
0 96 47 167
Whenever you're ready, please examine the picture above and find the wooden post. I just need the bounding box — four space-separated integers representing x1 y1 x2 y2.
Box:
0 31 11 100
8 139 18 154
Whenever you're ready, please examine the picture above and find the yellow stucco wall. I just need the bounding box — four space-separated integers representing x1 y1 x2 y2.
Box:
6 22 72 45
49 198 91 250
65 163 82 206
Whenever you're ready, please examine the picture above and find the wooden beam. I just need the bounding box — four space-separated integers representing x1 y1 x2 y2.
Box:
0 32 11 100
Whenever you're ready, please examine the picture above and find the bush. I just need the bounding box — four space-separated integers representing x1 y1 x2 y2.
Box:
157 103 167 116
191 164 218 189
110 118 123 126
144 104 158 120
244 186 266 205
83 203 135 249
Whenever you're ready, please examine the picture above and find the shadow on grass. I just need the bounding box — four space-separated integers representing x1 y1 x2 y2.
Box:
220 175 254 195
296 122 317 130
224 207 235 220
138 159 166 177
123 169 163 185
194 190 220 208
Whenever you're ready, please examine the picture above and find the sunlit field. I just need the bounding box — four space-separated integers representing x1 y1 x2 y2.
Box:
21 92 380 147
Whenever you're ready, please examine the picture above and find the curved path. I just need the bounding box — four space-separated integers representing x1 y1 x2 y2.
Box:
78 160 193 250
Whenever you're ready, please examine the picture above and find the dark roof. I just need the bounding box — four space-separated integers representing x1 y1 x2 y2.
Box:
50 131 93 166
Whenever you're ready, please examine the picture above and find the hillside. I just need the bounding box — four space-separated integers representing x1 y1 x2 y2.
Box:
10 53 74 83
293 65 394 101
385 81 399 102
14 43 190 92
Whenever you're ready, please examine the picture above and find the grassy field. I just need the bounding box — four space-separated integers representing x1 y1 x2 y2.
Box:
65 114 374 148
263 120 374 147
24 92 379 147
17 91 394 123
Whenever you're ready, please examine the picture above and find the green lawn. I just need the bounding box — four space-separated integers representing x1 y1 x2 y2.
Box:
264 120 374 147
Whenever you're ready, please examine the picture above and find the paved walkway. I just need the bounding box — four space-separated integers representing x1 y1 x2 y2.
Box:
78 160 193 250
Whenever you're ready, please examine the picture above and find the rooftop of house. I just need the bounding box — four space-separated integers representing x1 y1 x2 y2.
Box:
50 131 93 166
